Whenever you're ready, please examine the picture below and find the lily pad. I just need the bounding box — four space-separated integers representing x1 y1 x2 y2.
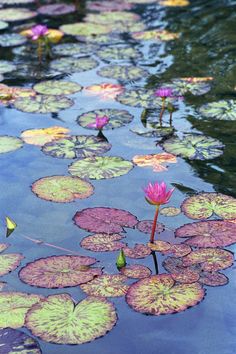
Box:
98 65 149 82
132 153 177 172
0 292 42 329
147 240 171 252
38 3 75 16
0 328 42 354
77 109 133 130
0 21 8 30
19 255 102 288
52 43 97 57
0 8 36 22
181 193 236 220
0 244 10 253
73 207 138 234
85 83 124 100
123 244 151 259
77 33 123 45
69 156 134 180
87 0 133 11
50 57 98 73
31 176 94 203
148 241 191 257
33 81 82 96
0 84 36 104
136 220 165 234
171 269 200 284
120 264 152 279
162 134 224 160
160 206 181 216
80 274 129 297
117 88 163 108
0 61 16 74
13 95 74 114
168 78 211 96
130 126 174 139
0 254 24 276
85 12 140 24
25 294 117 344
97 46 142 61
176 220 236 248
0 33 26 47
21 126 70 146
198 271 229 287
0 136 23 154
80 233 127 252
42 135 111 159
60 22 111 36
199 100 236 121
132 29 180 41
126 274 205 315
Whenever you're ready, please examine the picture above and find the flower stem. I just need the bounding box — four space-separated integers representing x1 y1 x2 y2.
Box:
151 251 159 274
169 111 173 126
159 98 166 126
37 40 43 64
150 205 160 243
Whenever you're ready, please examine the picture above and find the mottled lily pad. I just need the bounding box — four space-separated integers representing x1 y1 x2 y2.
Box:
0 33 26 47
117 88 163 108
98 65 149 82
84 83 124 100
21 126 69 146
50 57 98 74
123 244 151 259
162 134 224 160
77 109 133 130
130 126 174 139
160 206 181 216
80 274 129 297
42 135 111 159
19 255 102 288
53 43 97 57
73 207 138 234
132 153 177 172
0 61 16 74
171 269 200 284
126 274 205 315
77 33 123 45
0 136 23 154
132 29 180 41
176 220 236 248
121 264 152 279
0 292 42 329
60 22 110 36
97 46 142 61
198 271 229 287
85 11 140 24
38 3 75 16
33 81 82 96
199 100 236 121
69 156 134 180
13 95 73 114
0 328 42 354
87 0 133 11
147 240 171 252
80 233 126 252
148 241 191 257
0 84 36 104
25 294 117 344
0 254 24 276
32 176 94 203
136 220 165 234
168 78 211 96
181 193 236 220
0 8 36 22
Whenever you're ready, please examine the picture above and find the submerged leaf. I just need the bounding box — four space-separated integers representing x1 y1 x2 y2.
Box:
80 274 129 297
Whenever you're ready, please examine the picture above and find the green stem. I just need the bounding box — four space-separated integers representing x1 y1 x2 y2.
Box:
150 205 160 243
159 98 166 126
37 39 43 64
169 111 173 126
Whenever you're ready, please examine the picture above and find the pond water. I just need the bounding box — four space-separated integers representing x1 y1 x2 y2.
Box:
0 0 236 353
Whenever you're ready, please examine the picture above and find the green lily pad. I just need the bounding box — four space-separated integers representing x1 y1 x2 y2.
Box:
0 254 24 276
33 80 82 96
19 255 102 288
199 100 236 121
126 274 205 315
117 88 163 108
130 125 174 138
80 274 129 297
85 11 140 24
60 22 111 36
31 175 94 203
25 294 117 344
160 206 181 216
42 135 111 159
168 78 211 96
80 233 127 252
0 328 42 354
77 33 123 45
50 57 98 74
98 65 149 82
69 156 134 180
77 109 133 130
0 292 42 329
123 244 151 259
13 95 74 114
0 60 16 74
0 8 37 22
0 21 8 30
97 45 142 61
120 264 152 279
52 42 97 57
162 134 224 160
0 136 23 154
181 192 236 220
0 33 26 47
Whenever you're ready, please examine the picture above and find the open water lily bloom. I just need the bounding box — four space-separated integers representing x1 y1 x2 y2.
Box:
144 182 174 206
155 87 174 98
29 25 49 40
87 115 109 130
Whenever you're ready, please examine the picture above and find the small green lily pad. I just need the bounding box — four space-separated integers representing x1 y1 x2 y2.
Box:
0 60 16 74
77 33 123 45
0 8 37 22
169 78 211 96
80 274 129 297
97 45 142 61
80 233 127 252
0 21 8 30
0 136 23 154
53 42 97 57
60 22 111 36
98 65 149 82
50 57 99 73
33 80 82 96
199 100 236 121
0 33 26 47
117 88 163 108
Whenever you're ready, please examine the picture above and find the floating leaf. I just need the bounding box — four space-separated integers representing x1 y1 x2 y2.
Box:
171 269 200 284
121 264 152 279
19 255 102 288
0 292 42 329
126 0 157 3
132 153 177 172
123 244 151 259
38 3 75 16
31 176 94 203
13 95 73 114
199 100 236 121
136 220 165 234
77 108 133 130
98 65 149 82
42 135 111 159
148 241 191 257
0 33 26 47
0 254 24 276
85 11 140 24
0 21 8 30
80 233 126 252
25 294 117 344
33 81 82 96
50 57 98 73
0 84 36 104
85 83 124 100
0 8 36 21
77 33 123 45
0 136 23 154
97 45 142 61
0 61 16 74
0 244 10 253
176 220 236 248
132 29 180 41
159 0 189 5
130 126 174 139
162 134 224 160
198 271 228 287
126 274 205 315
69 156 134 179
0 328 42 354
73 207 138 234
87 0 133 11
80 274 129 297
147 240 171 252
160 206 181 216
117 88 163 108
60 22 111 36
53 42 97 57
21 126 69 146
167 78 211 96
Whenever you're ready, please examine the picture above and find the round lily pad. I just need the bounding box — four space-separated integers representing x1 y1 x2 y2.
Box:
21 126 69 146
0 328 42 354
199 100 236 121
123 244 151 259
77 109 133 130
80 233 127 252
0 21 8 30
33 81 82 96
80 274 129 297
98 65 149 82
25 294 117 344
164 244 192 257
198 271 229 287
87 0 133 11
120 264 152 279
0 33 26 47
163 256 199 275
52 43 97 57
0 136 23 154
38 3 75 16
117 88 163 108
171 269 200 284
60 22 110 36
13 95 74 114
136 220 165 234
126 274 205 315
0 292 42 329
162 134 224 160
85 11 140 24
176 220 236 248
31 176 94 203
0 8 37 22
132 29 180 41
0 254 24 276
19 255 102 288
132 153 177 172
160 206 181 216
0 84 36 104
69 156 134 180
168 78 211 96
97 45 142 61
42 135 111 159
85 83 124 100
130 126 174 139
0 60 16 74
77 33 123 45
73 207 138 234
147 240 171 252
181 192 236 220
50 57 98 73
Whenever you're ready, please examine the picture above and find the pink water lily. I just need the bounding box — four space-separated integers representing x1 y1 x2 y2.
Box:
155 87 174 98
87 115 109 130
30 24 49 41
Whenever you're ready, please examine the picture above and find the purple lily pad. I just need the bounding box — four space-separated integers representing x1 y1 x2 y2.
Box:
120 264 152 279
123 244 151 259
0 328 42 354
80 233 127 252
38 3 76 16
136 220 165 234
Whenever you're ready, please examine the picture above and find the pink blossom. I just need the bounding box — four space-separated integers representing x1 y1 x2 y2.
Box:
87 115 109 130
155 87 174 98
30 25 49 41
144 181 174 206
